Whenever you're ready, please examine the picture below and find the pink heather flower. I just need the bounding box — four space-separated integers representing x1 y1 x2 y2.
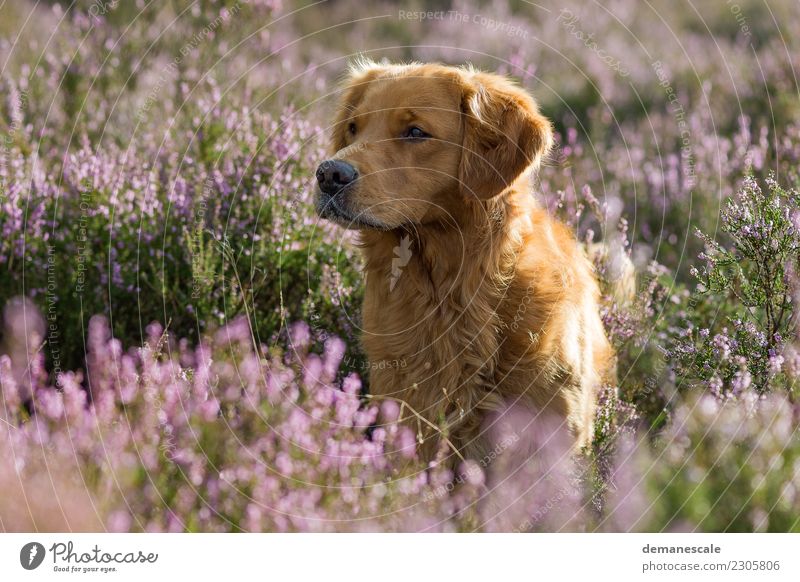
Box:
323 337 346 378
288 321 311 352
353 406 378 429
709 375 724 398
0 355 21 411
107 511 132 533
395 427 417 459
731 368 752 394
341 373 361 395
145 322 163 344
784 346 800 378
459 460 485 487
275 452 294 475
698 394 720 418
712 333 732 361
216 317 252 346
380 399 400 422
34 387 64 420
199 398 220 421
302 354 323 387
768 354 784 377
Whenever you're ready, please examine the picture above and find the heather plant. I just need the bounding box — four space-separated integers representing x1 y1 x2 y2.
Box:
669 175 800 399
0 0 286 150
3 300 799 532
604 391 800 532
0 308 487 532
0 96 365 376
0 1 369 377
541 113 800 281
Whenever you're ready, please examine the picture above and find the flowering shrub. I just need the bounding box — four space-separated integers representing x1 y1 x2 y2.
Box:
605 392 800 533
0 89 366 376
0 310 488 532
4 306 797 532
669 175 800 398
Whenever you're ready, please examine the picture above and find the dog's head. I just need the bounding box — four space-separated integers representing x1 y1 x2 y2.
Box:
315 61 553 230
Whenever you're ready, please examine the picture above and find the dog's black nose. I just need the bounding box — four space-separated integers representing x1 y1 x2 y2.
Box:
316 160 358 195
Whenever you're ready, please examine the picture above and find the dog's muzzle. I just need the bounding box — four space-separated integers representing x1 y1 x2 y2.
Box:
314 159 388 230
315 159 359 224
315 159 358 196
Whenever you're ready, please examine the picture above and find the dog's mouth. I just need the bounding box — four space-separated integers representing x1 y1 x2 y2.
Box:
315 188 390 230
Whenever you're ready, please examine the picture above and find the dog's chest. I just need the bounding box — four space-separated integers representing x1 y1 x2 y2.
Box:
360 256 502 419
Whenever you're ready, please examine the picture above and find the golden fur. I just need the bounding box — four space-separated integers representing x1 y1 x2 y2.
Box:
316 61 616 462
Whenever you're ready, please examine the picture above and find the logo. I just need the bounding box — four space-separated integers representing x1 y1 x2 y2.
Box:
389 234 413 291
20 542 46 570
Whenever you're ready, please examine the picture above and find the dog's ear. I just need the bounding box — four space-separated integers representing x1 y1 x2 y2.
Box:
330 62 383 153
458 72 553 199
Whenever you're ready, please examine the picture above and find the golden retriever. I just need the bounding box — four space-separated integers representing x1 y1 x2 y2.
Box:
315 60 618 462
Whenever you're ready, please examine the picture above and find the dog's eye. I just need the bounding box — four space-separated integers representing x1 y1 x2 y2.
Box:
348 122 357 135
403 126 430 141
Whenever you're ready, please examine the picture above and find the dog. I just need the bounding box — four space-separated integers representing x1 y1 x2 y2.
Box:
315 60 621 462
